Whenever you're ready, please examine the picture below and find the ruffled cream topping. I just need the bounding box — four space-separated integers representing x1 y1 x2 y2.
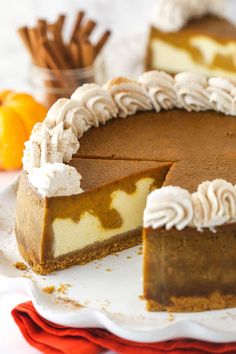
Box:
71 83 118 126
207 78 236 115
191 179 236 230
152 0 225 33
175 72 210 111
139 71 176 111
144 186 193 230
28 163 83 198
23 121 79 173
44 98 92 137
104 77 152 118
144 179 236 231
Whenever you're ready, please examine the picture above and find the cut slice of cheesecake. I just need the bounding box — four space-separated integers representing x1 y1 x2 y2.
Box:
146 15 236 78
16 158 171 274
143 181 236 312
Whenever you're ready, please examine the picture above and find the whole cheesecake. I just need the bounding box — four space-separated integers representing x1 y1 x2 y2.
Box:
16 70 236 312
146 0 236 78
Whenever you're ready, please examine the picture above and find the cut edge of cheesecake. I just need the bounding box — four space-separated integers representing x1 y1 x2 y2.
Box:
143 225 236 312
146 15 236 77
16 158 173 274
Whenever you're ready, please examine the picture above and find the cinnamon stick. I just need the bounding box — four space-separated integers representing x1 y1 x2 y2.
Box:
80 19 96 38
95 30 111 57
81 39 95 67
17 27 34 61
43 39 69 70
28 27 46 66
69 42 82 68
17 11 111 106
55 14 65 32
41 38 78 92
51 18 71 67
70 11 85 43
37 19 47 37
40 40 60 69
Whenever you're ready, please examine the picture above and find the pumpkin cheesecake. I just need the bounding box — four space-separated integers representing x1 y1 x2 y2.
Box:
146 0 236 78
15 70 236 312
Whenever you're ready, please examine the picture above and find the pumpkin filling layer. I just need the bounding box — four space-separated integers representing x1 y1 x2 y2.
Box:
52 177 155 257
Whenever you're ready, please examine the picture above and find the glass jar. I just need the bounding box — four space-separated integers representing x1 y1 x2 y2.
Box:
29 56 106 108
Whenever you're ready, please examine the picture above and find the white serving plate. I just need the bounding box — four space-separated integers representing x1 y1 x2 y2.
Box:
1 178 236 343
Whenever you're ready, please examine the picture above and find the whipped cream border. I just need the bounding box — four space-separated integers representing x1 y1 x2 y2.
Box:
23 70 236 208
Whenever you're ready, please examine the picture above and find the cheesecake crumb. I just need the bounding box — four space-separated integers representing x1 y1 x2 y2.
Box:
139 294 145 300
42 285 55 294
14 262 29 271
168 312 174 322
56 296 84 309
112 253 119 257
106 268 112 272
57 283 71 295
137 246 143 256
126 256 132 259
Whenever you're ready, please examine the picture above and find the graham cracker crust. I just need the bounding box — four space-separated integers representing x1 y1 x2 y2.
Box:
147 292 236 312
23 228 142 275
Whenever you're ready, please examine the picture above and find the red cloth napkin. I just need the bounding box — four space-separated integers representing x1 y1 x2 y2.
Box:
12 301 236 354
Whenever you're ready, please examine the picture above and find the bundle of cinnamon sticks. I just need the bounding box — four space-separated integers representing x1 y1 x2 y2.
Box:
18 11 111 106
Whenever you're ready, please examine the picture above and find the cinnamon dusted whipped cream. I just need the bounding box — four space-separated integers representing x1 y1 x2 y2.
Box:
23 121 79 173
104 77 152 118
175 72 210 111
28 163 83 198
191 179 236 230
152 0 225 33
139 71 176 111
207 77 236 115
144 179 236 231
71 83 118 126
44 98 92 137
144 186 193 230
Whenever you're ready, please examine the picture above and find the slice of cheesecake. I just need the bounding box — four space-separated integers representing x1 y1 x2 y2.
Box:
146 2 236 78
143 181 236 312
16 158 170 274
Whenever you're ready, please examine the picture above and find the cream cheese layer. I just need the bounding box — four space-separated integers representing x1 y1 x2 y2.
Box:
52 177 154 257
150 37 236 79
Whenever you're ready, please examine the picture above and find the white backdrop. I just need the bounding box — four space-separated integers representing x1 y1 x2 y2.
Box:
0 0 159 90
0 0 236 92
